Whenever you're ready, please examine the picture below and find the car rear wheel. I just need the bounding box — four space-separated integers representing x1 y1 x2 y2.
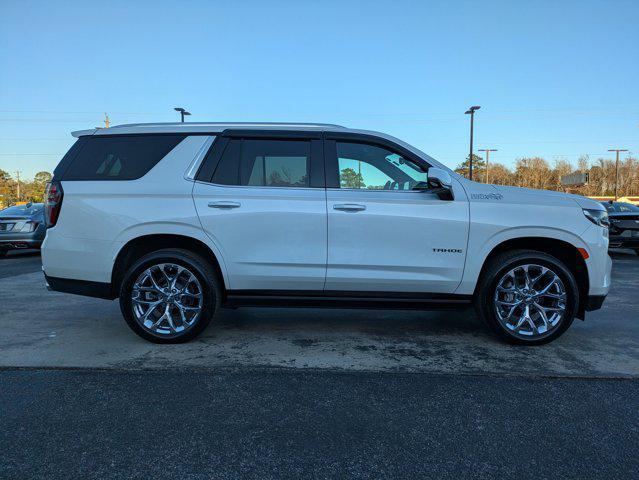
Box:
119 248 221 343
475 249 579 345
0 250 6 258
634 248 639 256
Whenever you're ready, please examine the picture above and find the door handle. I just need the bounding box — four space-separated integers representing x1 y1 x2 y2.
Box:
333 203 366 212
208 201 241 209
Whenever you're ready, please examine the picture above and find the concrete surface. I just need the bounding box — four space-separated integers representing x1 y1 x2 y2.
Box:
1 250 637 377
2 369 636 480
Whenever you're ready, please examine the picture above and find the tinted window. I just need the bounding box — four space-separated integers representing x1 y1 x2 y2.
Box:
336 142 428 190
211 139 241 185
210 139 311 188
53 137 88 178
241 140 310 187
62 135 186 181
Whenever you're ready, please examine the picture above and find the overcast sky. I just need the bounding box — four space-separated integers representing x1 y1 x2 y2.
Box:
1 0 638 179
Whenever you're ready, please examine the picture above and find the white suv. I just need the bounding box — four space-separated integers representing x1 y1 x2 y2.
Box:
42 123 611 345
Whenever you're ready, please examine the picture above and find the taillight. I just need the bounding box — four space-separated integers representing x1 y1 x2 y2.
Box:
44 181 64 228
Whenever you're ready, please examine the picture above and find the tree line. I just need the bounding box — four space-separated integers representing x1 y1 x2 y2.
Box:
455 154 639 197
1 154 638 209
0 170 52 207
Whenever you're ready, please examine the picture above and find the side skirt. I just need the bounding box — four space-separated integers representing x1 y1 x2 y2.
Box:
223 290 473 310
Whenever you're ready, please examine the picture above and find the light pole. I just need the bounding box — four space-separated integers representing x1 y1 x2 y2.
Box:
174 107 191 123
464 106 481 180
608 149 628 200
478 148 497 183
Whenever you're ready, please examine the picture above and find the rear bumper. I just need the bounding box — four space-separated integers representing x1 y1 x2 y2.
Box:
0 226 46 250
0 240 42 250
0 233 43 250
45 274 116 300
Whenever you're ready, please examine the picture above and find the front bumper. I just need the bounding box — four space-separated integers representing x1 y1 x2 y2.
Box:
609 236 639 249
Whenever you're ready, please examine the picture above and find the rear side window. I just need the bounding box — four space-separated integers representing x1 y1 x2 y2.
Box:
241 140 310 187
210 139 311 188
62 134 186 181
211 139 241 185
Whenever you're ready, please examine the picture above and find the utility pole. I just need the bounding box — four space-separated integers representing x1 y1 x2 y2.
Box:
15 170 21 202
478 149 498 183
608 149 628 200
464 106 481 180
104 113 110 128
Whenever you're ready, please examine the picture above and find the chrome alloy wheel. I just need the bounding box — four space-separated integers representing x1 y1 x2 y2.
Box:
493 264 567 338
131 263 203 336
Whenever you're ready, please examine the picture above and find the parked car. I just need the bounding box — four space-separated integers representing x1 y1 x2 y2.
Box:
601 201 639 254
0 202 46 257
42 122 611 345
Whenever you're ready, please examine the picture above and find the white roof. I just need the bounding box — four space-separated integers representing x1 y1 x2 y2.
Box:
72 122 346 137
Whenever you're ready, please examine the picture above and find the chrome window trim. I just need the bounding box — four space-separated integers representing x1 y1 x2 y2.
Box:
192 180 321 192
184 136 216 181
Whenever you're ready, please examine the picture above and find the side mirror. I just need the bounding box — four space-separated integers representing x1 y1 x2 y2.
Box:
427 167 454 200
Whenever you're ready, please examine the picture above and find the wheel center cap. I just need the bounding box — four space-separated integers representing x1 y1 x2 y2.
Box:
162 289 178 302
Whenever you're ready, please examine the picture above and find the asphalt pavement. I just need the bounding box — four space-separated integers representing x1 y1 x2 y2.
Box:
1 249 638 479
0 249 41 279
2 369 637 480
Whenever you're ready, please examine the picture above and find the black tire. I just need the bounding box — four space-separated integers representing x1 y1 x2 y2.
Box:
634 248 639 257
475 249 579 345
119 248 221 344
0 250 7 258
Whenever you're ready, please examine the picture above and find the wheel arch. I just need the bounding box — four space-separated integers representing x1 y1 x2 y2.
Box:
474 236 589 319
111 234 228 297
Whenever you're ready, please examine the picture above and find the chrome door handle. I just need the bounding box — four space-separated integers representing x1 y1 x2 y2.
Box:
208 201 241 209
333 203 366 212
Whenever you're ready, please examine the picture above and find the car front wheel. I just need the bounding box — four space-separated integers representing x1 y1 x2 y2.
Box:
475 249 579 345
119 248 221 343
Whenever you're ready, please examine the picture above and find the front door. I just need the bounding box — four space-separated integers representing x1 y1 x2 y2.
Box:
324 138 469 293
193 135 327 291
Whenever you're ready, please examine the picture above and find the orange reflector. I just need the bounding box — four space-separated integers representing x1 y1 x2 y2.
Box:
578 248 590 260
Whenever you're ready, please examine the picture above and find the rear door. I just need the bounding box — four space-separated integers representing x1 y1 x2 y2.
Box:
324 134 469 293
193 131 327 291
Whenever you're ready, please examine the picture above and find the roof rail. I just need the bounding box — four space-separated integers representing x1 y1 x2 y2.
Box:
106 122 346 129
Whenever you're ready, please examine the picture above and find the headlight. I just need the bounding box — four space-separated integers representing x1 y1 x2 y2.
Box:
583 209 609 228
19 222 38 233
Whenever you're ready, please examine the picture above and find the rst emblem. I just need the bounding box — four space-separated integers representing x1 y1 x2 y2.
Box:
471 193 503 200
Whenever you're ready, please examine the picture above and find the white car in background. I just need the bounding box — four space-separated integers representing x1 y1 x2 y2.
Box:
42 122 611 344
